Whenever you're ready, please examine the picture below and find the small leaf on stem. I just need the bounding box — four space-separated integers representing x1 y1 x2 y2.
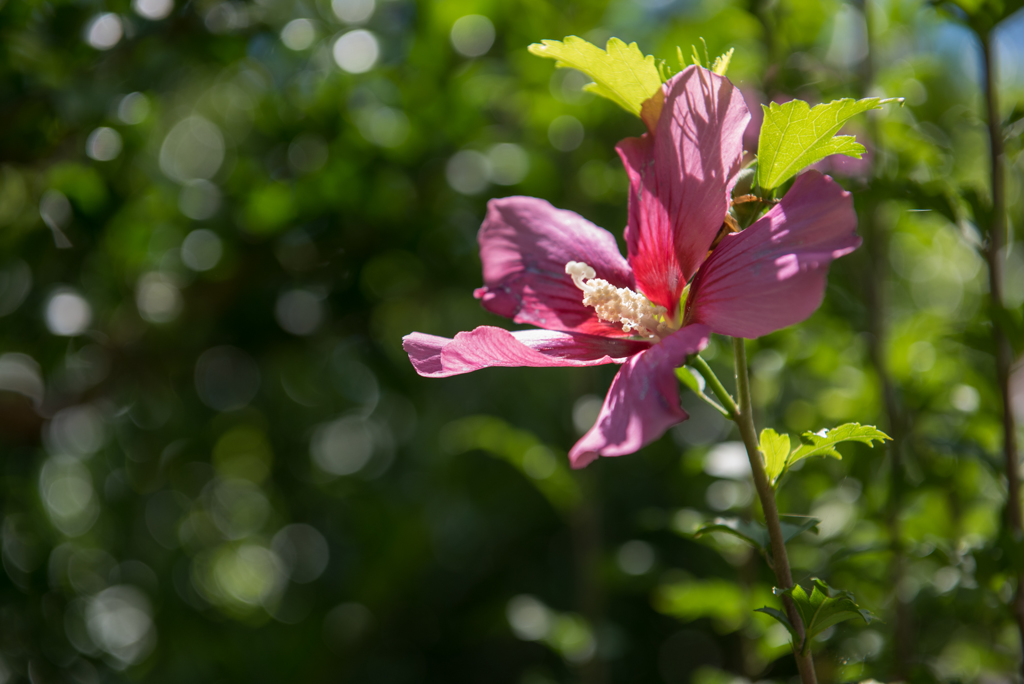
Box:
674 366 704 393
779 578 875 652
674 366 730 418
694 516 819 556
754 606 797 640
788 423 891 466
759 428 791 486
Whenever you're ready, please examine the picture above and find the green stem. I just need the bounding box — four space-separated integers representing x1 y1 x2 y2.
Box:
732 337 817 684
689 355 739 420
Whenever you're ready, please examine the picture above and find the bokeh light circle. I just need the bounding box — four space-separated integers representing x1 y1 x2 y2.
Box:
333 30 379 74
86 127 123 161
45 289 92 337
281 18 316 51
450 15 495 57
84 13 123 50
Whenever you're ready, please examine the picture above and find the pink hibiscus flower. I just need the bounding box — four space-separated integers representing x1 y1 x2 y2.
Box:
403 66 860 468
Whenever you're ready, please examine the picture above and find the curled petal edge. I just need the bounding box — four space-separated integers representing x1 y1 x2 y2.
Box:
403 326 650 379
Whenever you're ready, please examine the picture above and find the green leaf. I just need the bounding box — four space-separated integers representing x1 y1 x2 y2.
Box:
674 367 730 418
528 36 663 117
754 606 796 640
788 423 891 466
779 516 821 545
674 366 703 394
684 40 733 77
690 43 703 68
694 516 819 556
711 48 733 76
756 97 903 190
779 578 875 651
759 428 790 487
694 518 767 549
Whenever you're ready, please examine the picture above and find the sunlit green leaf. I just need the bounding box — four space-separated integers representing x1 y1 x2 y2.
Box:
682 40 733 77
690 43 704 68
759 428 790 486
528 36 663 117
788 423 891 466
778 578 875 650
756 97 903 190
711 48 734 76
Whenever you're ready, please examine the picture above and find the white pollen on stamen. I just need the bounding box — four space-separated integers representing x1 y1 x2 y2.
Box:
565 261 672 340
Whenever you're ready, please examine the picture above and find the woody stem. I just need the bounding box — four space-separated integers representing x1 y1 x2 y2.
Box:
731 337 817 684
980 29 1024 676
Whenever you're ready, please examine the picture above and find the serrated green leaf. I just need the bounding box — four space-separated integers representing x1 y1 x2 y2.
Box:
528 36 662 117
780 578 875 650
711 47 733 76
789 423 891 466
759 428 790 486
756 97 903 190
687 40 732 77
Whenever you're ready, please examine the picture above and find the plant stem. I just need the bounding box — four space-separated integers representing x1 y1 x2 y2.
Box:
732 337 818 684
981 29 1024 675
690 355 739 420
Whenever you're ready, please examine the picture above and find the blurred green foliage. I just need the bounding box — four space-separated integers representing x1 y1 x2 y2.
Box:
1 0 1023 682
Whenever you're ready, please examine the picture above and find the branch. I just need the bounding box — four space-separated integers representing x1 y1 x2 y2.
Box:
732 338 817 684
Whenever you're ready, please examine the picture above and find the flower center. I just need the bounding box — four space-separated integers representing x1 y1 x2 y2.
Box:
566 261 675 341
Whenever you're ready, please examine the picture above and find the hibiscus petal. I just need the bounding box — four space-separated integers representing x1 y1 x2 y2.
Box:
684 171 861 339
569 324 710 468
616 66 750 311
474 196 637 337
403 326 649 378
